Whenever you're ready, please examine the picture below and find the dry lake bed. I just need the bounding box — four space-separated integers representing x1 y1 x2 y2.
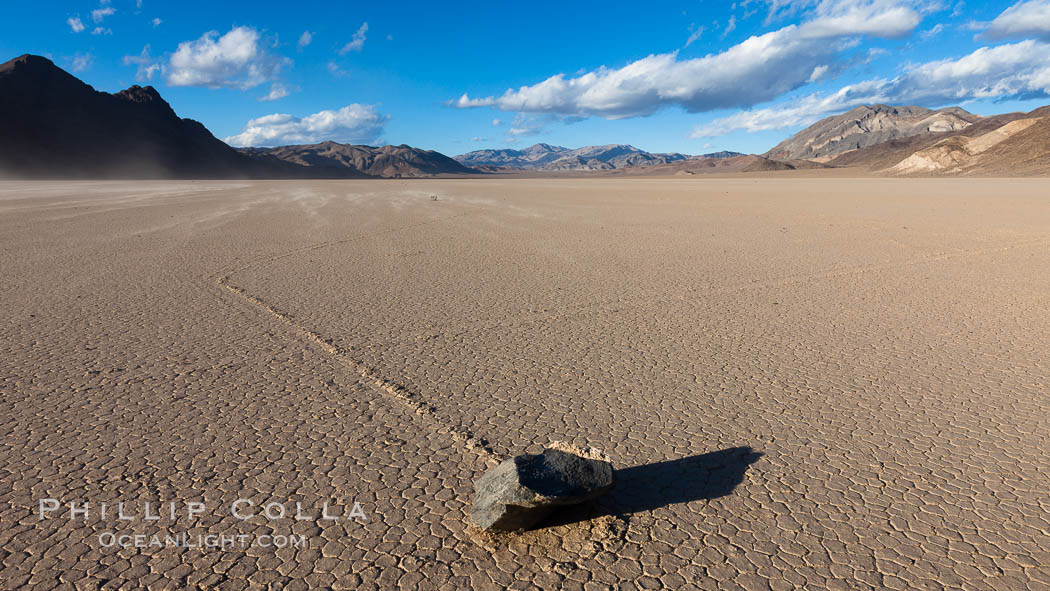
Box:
1 178 1048 590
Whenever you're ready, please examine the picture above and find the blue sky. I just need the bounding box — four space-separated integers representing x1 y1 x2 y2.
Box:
2 1 1049 155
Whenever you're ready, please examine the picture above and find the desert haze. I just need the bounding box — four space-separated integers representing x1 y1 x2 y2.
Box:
2 178 1048 589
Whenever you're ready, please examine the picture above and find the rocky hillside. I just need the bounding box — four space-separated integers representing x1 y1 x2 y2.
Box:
454 143 567 169
883 108 1050 176
456 143 742 171
822 112 1026 171
0 54 287 179
241 142 476 178
766 104 982 161
786 102 1050 176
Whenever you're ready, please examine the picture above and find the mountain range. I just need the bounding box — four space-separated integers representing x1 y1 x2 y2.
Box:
0 54 276 179
0 54 473 179
241 142 474 178
1 53 1047 179
454 144 744 171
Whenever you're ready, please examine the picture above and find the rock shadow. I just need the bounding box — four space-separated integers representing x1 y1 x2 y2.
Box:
539 446 762 529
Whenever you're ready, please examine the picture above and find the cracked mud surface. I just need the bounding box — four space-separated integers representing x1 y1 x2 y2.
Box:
2 178 1048 590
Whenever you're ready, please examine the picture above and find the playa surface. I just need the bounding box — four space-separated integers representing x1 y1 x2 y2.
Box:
2 178 1048 590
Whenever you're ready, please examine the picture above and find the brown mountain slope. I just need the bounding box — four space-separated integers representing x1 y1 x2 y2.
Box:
613 154 762 175
591 154 831 176
743 157 832 172
971 116 1050 175
243 142 477 178
885 114 1050 176
0 54 284 179
766 104 981 161
826 112 1028 170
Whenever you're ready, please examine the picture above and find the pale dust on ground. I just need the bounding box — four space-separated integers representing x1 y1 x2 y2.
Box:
1 178 1048 590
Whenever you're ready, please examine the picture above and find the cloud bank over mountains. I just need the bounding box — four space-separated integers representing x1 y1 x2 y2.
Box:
453 0 922 119
71 0 1050 149
223 104 386 147
694 38 1050 136
453 0 1050 142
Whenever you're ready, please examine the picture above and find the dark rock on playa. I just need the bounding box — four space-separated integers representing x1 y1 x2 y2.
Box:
472 444 615 532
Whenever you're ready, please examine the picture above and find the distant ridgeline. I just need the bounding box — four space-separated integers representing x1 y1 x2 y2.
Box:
454 143 745 171
2 54 1046 179
0 54 475 179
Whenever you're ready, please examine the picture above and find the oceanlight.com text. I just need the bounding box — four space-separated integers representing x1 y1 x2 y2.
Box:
97 532 309 549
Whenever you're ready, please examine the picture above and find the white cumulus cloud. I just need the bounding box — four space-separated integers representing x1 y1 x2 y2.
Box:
452 94 495 108
123 45 161 81
224 104 387 147
807 64 831 82
692 39 1050 136
167 26 287 90
983 0 1050 40
505 114 555 138
339 22 368 54
91 6 115 23
685 26 704 47
920 23 944 39
452 0 921 119
259 83 290 101
326 61 347 77
298 31 313 49
722 15 737 39
67 16 85 33
71 53 93 72
152 18 162 27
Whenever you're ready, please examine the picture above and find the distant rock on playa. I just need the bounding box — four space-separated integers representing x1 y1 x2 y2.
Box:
472 444 615 532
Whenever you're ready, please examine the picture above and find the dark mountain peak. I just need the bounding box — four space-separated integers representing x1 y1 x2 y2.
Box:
696 150 746 159
117 85 163 103
0 53 271 179
1 53 59 73
114 85 177 117
524 143 565 153
575 144 638 157
0 53 89 91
